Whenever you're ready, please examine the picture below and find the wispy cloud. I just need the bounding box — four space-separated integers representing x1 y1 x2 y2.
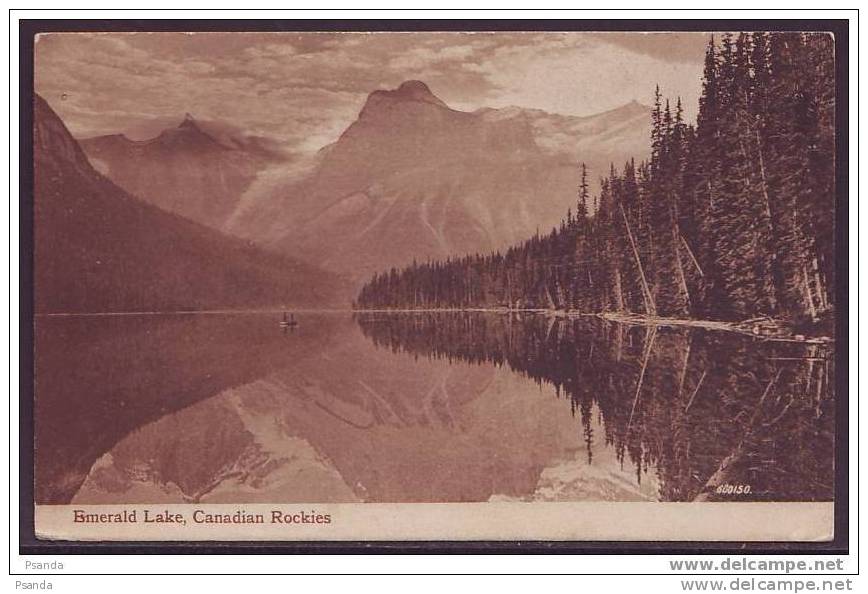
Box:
35 32 707 154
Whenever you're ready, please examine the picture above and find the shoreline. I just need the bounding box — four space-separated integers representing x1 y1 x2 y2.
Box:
352 307 834 344
36 307 833 344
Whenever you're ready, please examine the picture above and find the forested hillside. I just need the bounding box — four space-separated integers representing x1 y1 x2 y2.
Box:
356 32 836 325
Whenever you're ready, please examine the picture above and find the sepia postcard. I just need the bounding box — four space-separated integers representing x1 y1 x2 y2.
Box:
27 27 842 545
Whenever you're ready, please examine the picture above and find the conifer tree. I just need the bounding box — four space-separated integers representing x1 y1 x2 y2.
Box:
355 32 835 329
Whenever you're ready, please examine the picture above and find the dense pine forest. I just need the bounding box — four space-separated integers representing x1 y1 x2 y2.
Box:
355 32 836 325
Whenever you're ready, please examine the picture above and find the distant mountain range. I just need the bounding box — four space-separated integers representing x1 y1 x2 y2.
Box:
225 81 651 286
34 95 346 313
78 80 651 289
79 114 284 229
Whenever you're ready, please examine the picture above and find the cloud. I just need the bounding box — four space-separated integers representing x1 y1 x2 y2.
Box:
34 31 707 155
596 32 712 63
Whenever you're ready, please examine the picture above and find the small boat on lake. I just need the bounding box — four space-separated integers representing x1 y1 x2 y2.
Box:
280 312 299 329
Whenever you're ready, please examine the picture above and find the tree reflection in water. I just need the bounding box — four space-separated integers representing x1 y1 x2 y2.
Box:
354 312 835 502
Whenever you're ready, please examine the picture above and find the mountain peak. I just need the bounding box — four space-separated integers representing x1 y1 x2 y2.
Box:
157 112 224 147
178 112 200 130
614 100 650 116
360 80 449 117
394 80 438 100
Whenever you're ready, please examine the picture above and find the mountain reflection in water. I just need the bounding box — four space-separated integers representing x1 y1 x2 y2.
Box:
354 312 835 502
35 312 833 505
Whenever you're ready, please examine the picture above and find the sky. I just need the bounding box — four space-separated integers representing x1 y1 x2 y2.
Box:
35 31 709 154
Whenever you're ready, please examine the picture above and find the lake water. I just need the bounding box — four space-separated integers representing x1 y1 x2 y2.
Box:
34 311 835 505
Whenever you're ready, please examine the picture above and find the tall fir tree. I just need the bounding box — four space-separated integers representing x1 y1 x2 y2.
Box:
356 32 835 330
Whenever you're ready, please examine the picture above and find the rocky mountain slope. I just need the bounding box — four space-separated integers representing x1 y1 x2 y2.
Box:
79 114 282 229
226 81 650 286
34 94 346 313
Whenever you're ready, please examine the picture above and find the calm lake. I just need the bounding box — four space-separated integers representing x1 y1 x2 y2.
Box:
34 311 835 505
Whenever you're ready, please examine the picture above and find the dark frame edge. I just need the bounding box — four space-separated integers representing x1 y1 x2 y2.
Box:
14 16 853 559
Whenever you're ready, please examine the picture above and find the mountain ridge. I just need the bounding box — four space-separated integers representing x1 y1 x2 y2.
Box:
361 80 451 114
34 94 347 313
72 80 652 290
225 80 651 286
79 112 281 228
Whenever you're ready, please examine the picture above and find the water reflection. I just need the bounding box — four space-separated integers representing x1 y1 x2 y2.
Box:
354 312 835 502
35 311 833 505
34 313 343 504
